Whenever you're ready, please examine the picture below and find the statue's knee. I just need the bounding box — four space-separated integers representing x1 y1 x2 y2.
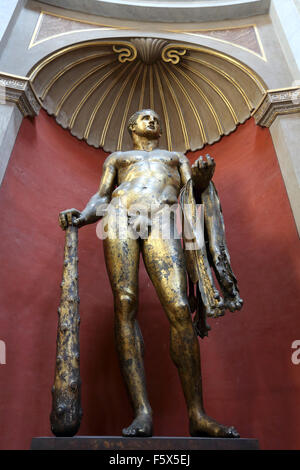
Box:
169 300 191 328
115 290 137 318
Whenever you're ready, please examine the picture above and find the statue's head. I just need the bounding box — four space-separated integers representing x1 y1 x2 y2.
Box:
127 109 162 140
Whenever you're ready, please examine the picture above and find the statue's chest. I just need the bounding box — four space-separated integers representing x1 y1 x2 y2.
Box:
117 152 178 168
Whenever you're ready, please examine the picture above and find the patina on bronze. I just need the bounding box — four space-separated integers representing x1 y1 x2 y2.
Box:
58 109 242 438
50 218 82 437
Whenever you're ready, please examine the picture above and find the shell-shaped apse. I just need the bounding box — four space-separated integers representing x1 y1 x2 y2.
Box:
29 38 266 152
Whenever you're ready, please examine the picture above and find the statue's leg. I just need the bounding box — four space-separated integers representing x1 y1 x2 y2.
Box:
103 233 152 437
141 230 239 438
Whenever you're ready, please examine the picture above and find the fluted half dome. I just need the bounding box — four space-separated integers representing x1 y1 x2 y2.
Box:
29 38 266 152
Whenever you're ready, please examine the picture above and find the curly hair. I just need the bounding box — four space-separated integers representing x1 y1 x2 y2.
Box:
127 109 161 136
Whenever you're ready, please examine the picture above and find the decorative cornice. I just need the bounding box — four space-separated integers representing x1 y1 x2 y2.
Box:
253 87 300 127
0 73 41 117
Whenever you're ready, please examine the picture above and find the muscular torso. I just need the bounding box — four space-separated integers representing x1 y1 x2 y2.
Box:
110 150 190 210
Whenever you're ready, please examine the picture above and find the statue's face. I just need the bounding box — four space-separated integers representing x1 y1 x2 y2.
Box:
131 111 161 139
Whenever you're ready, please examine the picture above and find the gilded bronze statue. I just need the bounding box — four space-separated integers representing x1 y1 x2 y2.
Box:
56 109 243 438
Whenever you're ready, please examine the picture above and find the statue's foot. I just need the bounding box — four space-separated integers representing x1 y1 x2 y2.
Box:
122 412 153 437
190 413 240 438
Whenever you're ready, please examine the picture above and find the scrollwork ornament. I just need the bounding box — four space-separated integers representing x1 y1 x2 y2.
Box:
113 44 137 63
161 46 187 65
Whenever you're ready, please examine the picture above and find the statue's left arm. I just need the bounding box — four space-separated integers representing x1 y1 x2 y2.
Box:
200 180 243 312
178 153 243 337
180 152 243 313
178 153 223 338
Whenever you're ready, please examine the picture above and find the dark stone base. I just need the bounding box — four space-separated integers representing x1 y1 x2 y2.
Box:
31 436 259 450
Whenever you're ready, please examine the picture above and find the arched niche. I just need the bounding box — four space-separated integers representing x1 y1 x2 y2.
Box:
28 37 267 153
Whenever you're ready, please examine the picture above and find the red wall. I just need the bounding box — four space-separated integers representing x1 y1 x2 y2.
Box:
0 110 299 450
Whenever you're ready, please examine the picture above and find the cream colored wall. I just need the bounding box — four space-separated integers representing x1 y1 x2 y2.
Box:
37 0 271 23
0 1 293 88
270 113 300 235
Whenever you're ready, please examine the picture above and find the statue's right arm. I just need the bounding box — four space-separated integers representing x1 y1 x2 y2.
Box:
59 153 118 230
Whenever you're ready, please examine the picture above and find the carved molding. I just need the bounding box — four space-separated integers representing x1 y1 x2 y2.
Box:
112 43 137 63
28 38 267 152
253 87 300 127
161 45 188 65
29 10 128 49
0 73 41 117
131 38 168 64
30 11 266 61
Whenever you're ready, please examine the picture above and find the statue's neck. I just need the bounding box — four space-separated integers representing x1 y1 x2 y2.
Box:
132 134 159 152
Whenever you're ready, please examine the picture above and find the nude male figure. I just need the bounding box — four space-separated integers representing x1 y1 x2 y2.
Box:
59 109 239 438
